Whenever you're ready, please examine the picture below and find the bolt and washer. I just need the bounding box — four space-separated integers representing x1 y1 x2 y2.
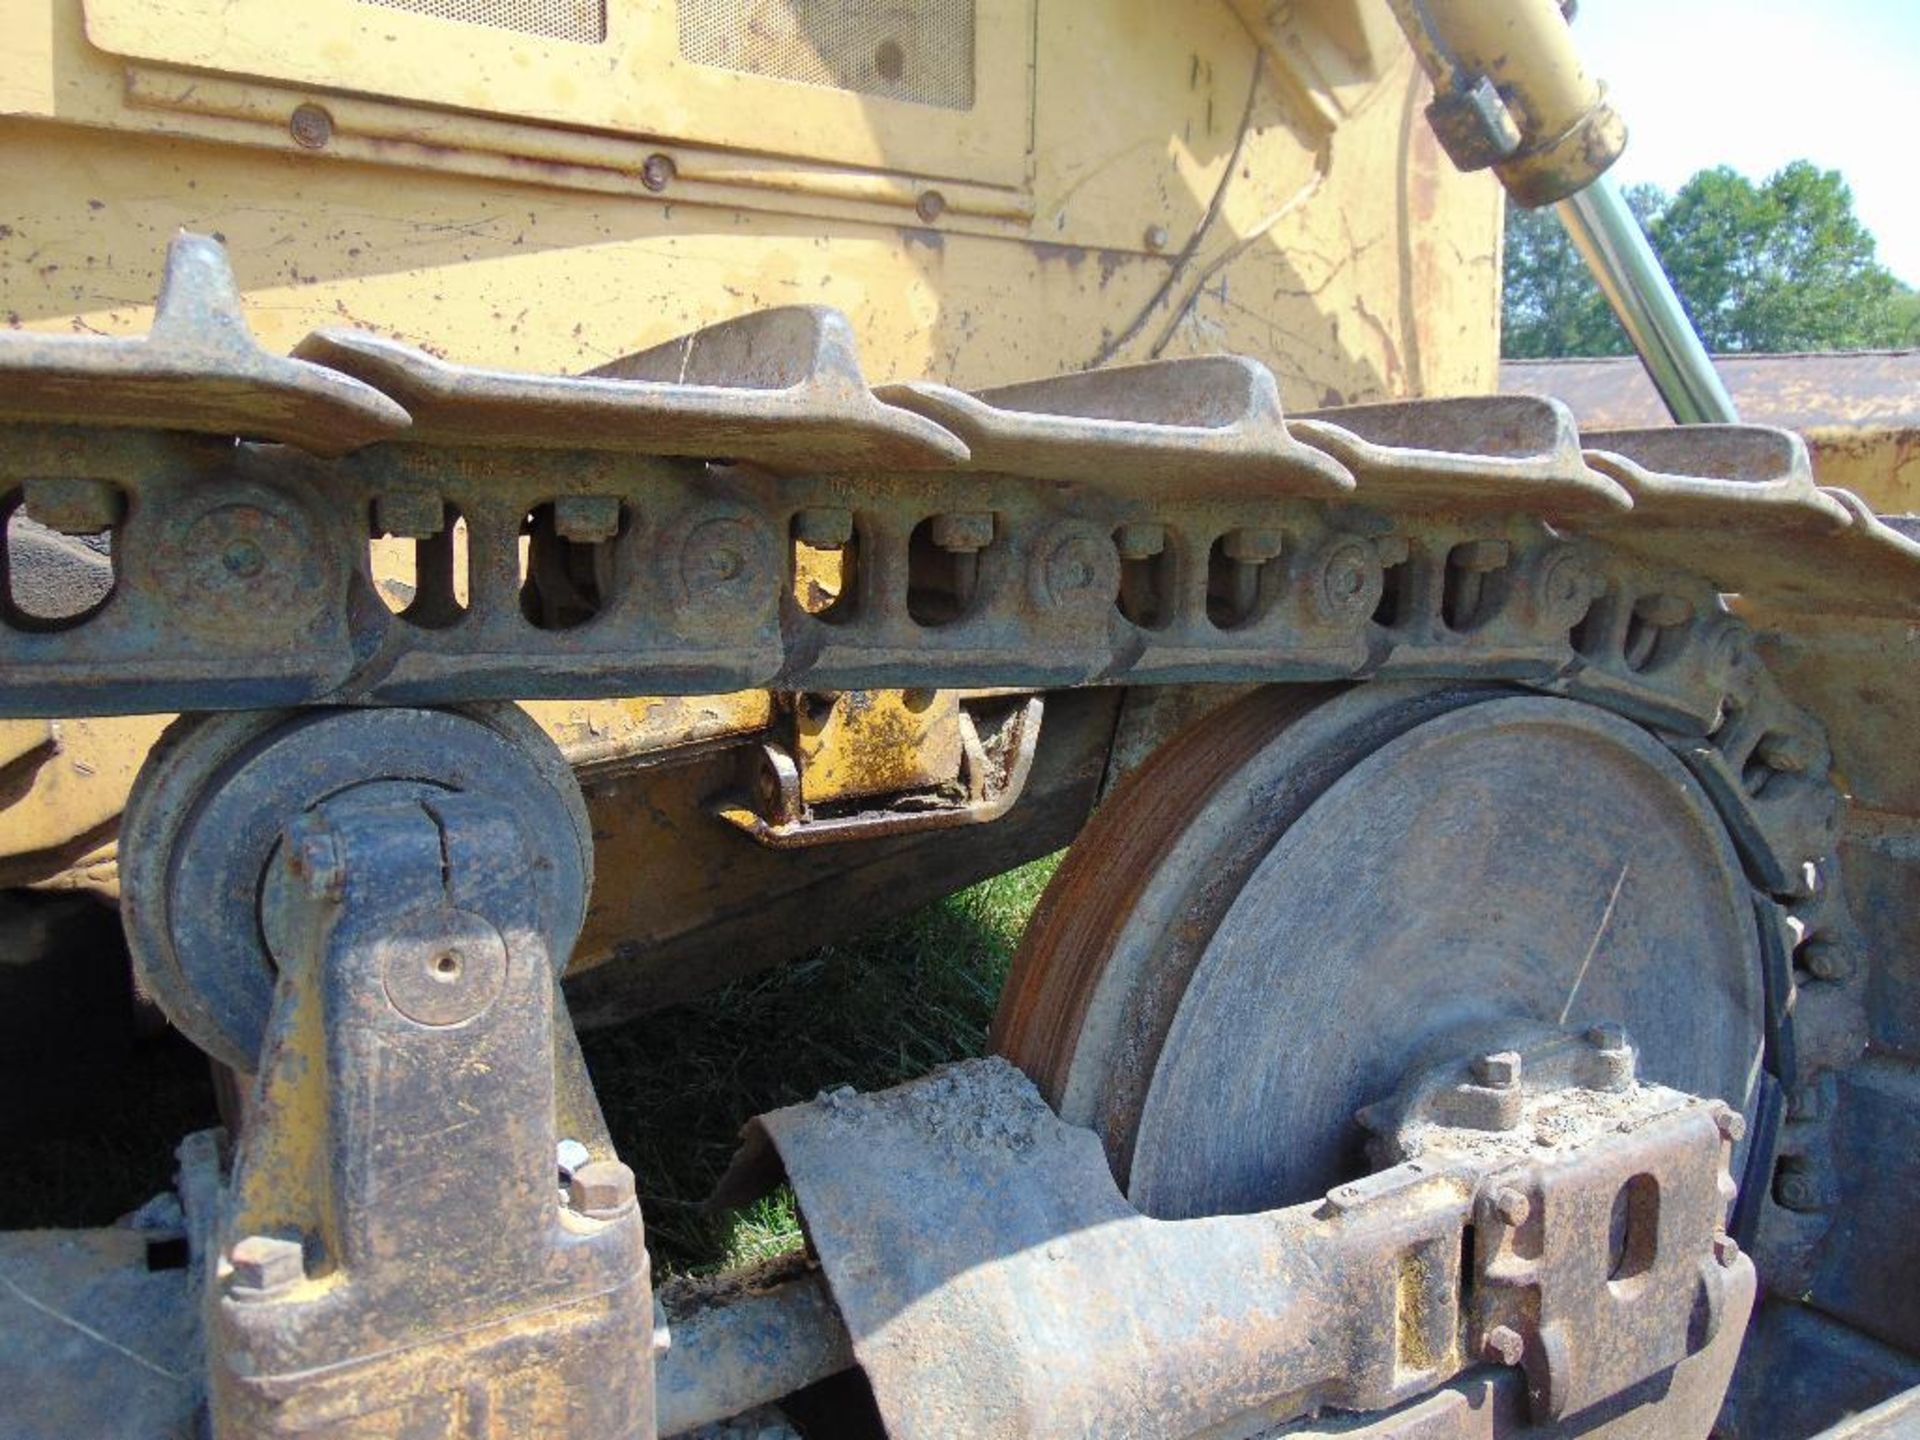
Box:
568 1159 639 1220
228 1234 304 1297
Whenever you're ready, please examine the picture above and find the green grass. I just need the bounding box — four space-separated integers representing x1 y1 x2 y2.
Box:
582 853 1059 1273
0 856 1059 1275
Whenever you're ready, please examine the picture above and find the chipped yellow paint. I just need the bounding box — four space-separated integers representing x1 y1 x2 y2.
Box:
794 690 965 807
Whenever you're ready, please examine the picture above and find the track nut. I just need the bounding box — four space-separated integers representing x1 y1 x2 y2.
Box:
227 1234 305 1299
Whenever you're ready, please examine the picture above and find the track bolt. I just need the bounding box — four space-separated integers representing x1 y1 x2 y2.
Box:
554 494 623 544
1222 527 1284 565
1451 538 1511 573
1712 1234 1741 1269
931 513 994 554
568 1159 638 1220
1483 1325 1526 1366
1712 1106 1747 1144
374 491 445 540
1757 730 1818 776
1472 1051 1521 1089
641 153 675 192
1492 1187 1531 1226
228 1234 304 1298
1800 937 1854 982
794 507 854 549
1115 522 1166 561
20 476 123 534
1584 1022 1628 1052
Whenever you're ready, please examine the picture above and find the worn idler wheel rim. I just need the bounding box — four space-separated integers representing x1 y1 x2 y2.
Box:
995 684 1765 1219
121 703 591 1072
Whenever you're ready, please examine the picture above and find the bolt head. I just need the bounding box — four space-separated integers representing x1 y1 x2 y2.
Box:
1712 1234 1741 1268
1483 1324 1526 1367
228 1234 304 1295
553 494 623 544
1222 527 1284 564
930 512 994 553
1452 538 1511 573
20 476 124 535
1799 937 1853 982
1633 591 1695 627
1114 522 1166 561
915 190 946 224
1713 1106 1747 1144
287 824 345 900
1472 1051 1522 1089
289 103 333 150
568 1159 637 1219
641 153 675 192
1144 223 1171 251
793 507 854 549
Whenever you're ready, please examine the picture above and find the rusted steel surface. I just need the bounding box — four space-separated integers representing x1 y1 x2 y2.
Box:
211 779 653 1436
2 236 1915 722
879 356 1350 491
1580 427 1920 618
297 307 968 470
713 695 1044 848
1291 395 1631 517
654 1261 852 1437
726 1045 1748 1440
0 235 407 456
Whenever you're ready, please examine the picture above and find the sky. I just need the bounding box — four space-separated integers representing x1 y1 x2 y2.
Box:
1571 0 1920 285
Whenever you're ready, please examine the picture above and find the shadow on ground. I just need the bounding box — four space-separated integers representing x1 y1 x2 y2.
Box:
0 859 1059 1275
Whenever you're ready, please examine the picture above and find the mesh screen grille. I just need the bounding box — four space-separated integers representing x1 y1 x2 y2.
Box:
679 0 975 110
357 0 607 44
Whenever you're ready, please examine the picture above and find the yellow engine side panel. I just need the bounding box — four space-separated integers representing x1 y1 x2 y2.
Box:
0 0 1501 405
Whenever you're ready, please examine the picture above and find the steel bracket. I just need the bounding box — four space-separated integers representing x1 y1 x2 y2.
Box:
206 790 654 1437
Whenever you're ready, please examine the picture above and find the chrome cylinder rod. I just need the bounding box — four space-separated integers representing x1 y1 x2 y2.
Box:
1556 175 1740 424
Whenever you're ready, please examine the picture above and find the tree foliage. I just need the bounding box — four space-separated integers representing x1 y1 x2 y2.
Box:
1502 162 1919 358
